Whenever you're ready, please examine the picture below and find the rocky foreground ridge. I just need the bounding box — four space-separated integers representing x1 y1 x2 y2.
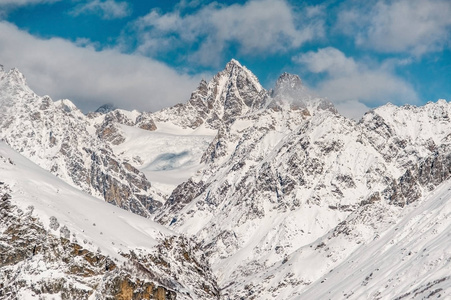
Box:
0 60 450 299
0 144 219 299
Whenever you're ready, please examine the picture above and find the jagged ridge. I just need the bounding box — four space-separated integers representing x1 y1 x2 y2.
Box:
1 59 451 299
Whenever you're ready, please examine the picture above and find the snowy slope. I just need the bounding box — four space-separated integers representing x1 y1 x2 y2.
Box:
0 141 219 299
152 63 451 299
2 60 451 299
216 178 451 299
360 100 451 168
154 78 387 281
112 123 215 196
298 180 451 299
0 141 170 259
0 66 164 217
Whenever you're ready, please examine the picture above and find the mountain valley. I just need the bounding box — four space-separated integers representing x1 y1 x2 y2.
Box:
0 60 450 299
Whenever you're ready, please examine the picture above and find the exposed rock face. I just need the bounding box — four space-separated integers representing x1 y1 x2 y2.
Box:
0 189 158 299
270 73 337 114
135 113 158 131
0 68 160 218
96 110 134 145
0 184 218 299
383 148 451 207
358 101 451 208
2 60 451 299
152 59 267 129
158 179 206 225
152 66 451 297
95 110 158 145
131 235 220 299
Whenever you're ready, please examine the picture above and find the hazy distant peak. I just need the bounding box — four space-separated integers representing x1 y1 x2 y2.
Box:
95 103 116 114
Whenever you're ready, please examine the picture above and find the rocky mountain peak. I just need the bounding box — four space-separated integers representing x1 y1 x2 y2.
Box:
193 78 208 98
5 68 27 86
95 103 116 114
216 59 263 92
207 59 265 121
0 66 34 109
275 72 303 90
272 72 307 102
198 78 208 88
270 72 337 115
224 58 244 72
54 99 79 113
154 59 268 129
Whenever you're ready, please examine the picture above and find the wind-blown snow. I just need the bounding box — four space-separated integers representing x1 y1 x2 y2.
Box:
112 123 215 195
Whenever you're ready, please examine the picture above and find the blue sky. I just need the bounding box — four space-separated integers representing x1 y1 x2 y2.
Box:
0 0 450 118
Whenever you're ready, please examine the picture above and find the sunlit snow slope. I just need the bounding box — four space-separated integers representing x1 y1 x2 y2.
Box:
298 180 451 299
2 60 451 299
0 141 171 259
0 141 219 299
233 180 451 299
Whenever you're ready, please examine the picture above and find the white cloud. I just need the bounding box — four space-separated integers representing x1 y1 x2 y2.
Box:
294 47 418 119
71 0 132 20
131 0 324 66
0 0 59 6
337 0 451 56
0 21 202 112
334 101 372 121
0 0 60 16
74 37 100 49
296 46 357 75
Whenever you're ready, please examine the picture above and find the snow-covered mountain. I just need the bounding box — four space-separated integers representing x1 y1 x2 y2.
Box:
151 59 266 130
0 65 167 218
153 66 451 298
0 141 218 299
1 60 450 299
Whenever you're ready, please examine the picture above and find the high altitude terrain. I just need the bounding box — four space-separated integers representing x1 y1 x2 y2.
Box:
0 60 450 299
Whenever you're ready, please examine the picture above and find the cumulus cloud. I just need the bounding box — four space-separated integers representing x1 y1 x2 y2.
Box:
0 21 202 112
129 0 324 66
337 0 451 56
71 0 132 20
294 47 418 119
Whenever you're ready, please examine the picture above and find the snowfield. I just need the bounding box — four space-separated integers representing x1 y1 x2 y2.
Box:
0 141 172 261
112 123 215 196
299 180 451 299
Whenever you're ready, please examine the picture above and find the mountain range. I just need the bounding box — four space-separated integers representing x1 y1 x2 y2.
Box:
0 60 450 299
